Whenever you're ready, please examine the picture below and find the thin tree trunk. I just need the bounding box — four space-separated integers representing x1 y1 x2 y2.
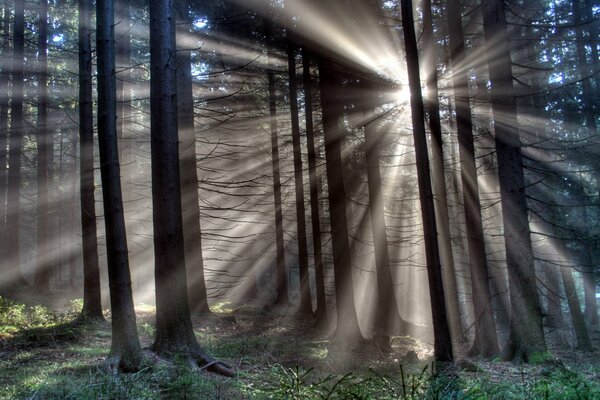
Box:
176 1 211 315
266 27 288 306
34 0 51 294
0 3 9 260
6 0 27 286
400 0 453 361
318 56 364 344
561 261 594 351
97 0 143 370
77 0 103 321
481 0 546 362
422 0 465 345
287 40 312 316
302 49 327 326
446 0 499 357
148 0 232 377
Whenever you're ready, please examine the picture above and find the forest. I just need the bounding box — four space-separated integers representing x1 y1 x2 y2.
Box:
0 0 599 398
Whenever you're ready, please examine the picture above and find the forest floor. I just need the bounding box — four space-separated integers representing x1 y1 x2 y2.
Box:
1 294 600 399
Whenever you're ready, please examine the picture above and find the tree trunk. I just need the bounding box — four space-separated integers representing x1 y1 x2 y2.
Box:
97 0 143 371
561 260 594 351
148 0 232 376
266 26 289 306
446 0 499 357
5 0 27 287
302 49 327 326
34 0 51 294
318 56 364 344
400 0 453 362
176 1 211 315
481 0 546 362
0 3 9 262
77 0 103 321
287 40 312 316
422 0 465 345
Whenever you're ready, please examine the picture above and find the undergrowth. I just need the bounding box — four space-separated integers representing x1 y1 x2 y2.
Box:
1 296 599 399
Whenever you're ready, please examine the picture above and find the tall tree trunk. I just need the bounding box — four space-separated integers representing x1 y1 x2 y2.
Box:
360 78 403 347
422 0 465 345
560 259 594 351
148 0 232 376
97 0 143 371
175 1 211 315
302 49 327 326
0 3 9 261
318 56 364 344
266 28 288 306
446 0 499 357
400 0 453 361
76 0 103 321
481 0 546 362
5 0 27 287
34 0 51 294
574 0 598 326
287 40 312 316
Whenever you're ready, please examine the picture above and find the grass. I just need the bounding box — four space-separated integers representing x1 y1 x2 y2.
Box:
1 296 599 399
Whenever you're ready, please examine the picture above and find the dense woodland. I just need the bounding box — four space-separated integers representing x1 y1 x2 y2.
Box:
0 0 599 398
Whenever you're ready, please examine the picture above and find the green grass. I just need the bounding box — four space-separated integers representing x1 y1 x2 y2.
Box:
1 296 599 399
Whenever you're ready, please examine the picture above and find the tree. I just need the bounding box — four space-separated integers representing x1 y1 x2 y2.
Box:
33 0 51 294
266 20 289 307
96 0 143 371
176 0 211 315
287 39 312 316
5 0 27 287
421 0 464 344
76 0 104 322
446 0 499 357
481 0 546 362
148 0 233 376
400 0 453 361
318 56 363 344
302 48 327 326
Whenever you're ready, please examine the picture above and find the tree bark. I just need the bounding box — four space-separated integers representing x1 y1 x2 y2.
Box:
149 0 232 376
446 0 499 357
481 0 546 362
176 0 211 315
34 0 51 294
287 40 312 316
97 0 143 371
266 23 289 306
318 56 364 344
77 0 103 321
400 0 453 361
422 0 465 345
0 3 9 263
302 49 327 326
5 0 27 286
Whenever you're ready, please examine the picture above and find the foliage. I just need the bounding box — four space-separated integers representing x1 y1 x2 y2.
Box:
0 296 80 337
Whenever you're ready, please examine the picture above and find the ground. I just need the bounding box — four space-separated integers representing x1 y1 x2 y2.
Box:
1 295 599 399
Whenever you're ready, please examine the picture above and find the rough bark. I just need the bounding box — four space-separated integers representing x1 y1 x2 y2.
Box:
149 0 232 376
481 0 546 362
287 40 312 316
446 0 499 357
400 0 453 361
77 0 103 321
561 262 594 351
97 0 143 371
